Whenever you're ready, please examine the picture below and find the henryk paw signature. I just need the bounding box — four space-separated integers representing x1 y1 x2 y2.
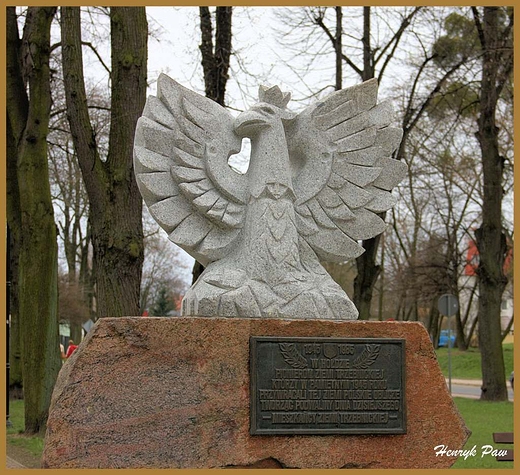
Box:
434 444 509 460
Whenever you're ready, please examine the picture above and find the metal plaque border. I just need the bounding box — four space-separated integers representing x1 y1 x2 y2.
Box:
250 336 406 435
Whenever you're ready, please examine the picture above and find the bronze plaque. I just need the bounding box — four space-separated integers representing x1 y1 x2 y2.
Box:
250 336 406 435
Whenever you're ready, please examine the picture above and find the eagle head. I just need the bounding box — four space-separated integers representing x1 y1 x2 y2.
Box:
235 85 296 137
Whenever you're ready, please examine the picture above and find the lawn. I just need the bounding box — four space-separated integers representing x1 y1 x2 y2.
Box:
6 397 514 469
6 399 45 459
451 397 514 469
435 343 514 380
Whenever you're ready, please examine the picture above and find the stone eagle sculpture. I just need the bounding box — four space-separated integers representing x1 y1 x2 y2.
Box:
134 74 406 320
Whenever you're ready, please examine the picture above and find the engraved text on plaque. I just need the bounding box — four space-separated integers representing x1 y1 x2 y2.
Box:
250 336 406 435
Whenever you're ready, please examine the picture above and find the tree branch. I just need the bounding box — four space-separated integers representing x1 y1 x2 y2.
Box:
82 41 111 78
471 7 485 49
375 7 421 65
407 56 466 134
377 7 422 82
61 6 107 203
402 54 437 129
50 104 110 119
314 13 363 78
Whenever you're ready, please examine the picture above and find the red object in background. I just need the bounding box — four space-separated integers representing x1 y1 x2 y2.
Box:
142 310 149 317
174 296 183 312
465 238 512 276
66 344 78 358
465 240 479 276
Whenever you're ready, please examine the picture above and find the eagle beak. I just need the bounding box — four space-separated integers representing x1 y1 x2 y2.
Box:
234 110 268 136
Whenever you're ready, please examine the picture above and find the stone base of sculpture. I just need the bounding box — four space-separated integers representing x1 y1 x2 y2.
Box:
181 260 359 320
42 317 470 469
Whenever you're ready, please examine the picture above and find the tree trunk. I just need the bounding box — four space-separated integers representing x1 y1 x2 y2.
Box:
6 116 23 390
96 6 147 317
428 304 441 349
354 234 382 320
199 6 232 106
79 222 96 319
362 6 374 81
70 322 83 343
435 314 445 349
6 6 61 434
352 8 380 319
458 279 478 351
454 308 467 350
473 7 511 401
377 234 385 321
193 6 233 283
466 314 479 348
449 268 467 351
61 7 147 317
334 7 342 91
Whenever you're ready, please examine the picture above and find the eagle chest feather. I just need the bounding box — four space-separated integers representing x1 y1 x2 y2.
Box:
240 116 303 285
245 193 301 285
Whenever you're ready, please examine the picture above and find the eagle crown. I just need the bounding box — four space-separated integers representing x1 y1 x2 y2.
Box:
256 85 296 122
258 84 291 108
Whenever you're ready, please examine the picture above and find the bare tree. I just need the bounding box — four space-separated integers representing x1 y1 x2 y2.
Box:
61 7 148 317
472 6 513 401
58 274 91 341
140 218 190 314
6 6 61 434
275 7 425 318
48 68 111 328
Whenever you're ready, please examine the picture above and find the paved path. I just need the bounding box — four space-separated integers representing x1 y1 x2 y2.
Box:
446 378 514 401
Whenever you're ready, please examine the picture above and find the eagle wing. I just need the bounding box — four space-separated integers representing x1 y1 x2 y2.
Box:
287 79 406 262
134 74 247 266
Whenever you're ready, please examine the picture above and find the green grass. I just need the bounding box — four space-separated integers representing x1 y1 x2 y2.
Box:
436 343 514 380
451 397 514 469
7 399 45 458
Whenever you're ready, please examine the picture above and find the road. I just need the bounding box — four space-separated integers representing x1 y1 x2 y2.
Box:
446 378 514 400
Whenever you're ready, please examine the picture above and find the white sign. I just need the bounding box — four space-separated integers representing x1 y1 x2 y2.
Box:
82 319 95 333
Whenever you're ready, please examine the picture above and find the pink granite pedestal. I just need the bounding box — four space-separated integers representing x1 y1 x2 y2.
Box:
42 317 470 469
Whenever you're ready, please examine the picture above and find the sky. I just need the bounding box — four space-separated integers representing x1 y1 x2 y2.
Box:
143 6 421 106
146 7 320 106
